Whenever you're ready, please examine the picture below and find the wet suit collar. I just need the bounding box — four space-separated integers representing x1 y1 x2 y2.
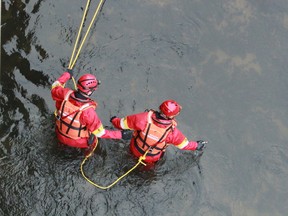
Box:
155 111 167 120
152 111 173 125
71 91 92 103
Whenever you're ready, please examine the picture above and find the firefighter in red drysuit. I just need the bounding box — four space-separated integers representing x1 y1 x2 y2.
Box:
110 100 208 163
51 70 131 148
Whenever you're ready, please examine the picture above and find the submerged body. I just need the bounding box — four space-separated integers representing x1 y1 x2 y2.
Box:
51 71 122 148
111 106 202 163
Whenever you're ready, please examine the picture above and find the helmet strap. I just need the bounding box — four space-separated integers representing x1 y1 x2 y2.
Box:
87 90 95 97
77 90 91 98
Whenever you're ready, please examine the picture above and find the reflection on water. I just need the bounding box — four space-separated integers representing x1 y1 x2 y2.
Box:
1 0 288 215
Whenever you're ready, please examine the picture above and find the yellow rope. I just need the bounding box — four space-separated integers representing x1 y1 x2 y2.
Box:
67 0 105 90
80 139 149 190
68 0 91 70
71 77 77 90
69 0 104 69
68 0 147 190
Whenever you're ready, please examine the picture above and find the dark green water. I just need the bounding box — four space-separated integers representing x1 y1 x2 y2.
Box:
1 0 288 215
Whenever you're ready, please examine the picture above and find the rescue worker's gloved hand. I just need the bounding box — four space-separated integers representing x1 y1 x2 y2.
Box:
88 134 95 146
196 140 208 151
67 69 73 79
110 116 117 123
121 130 132 140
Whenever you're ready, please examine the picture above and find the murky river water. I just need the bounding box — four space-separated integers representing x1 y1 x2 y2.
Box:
1 0 288 215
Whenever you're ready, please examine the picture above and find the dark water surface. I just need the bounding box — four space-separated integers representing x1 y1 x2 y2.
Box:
1 0 288 215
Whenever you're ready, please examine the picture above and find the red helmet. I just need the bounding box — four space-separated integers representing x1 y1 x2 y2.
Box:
159 100 182 118
77 74 99 95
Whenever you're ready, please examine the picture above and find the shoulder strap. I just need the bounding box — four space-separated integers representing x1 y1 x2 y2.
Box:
64 90 74 101
147 110 153 124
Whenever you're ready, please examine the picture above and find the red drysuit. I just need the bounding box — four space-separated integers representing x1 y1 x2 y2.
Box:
51 72 121 148
111 110 198 162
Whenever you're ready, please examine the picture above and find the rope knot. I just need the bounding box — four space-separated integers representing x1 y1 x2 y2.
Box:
138 156 147 166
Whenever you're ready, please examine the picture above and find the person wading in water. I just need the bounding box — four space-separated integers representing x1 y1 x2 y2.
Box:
110 100 207 163
51 69 131 149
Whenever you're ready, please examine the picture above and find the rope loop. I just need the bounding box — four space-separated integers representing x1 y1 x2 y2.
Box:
80 140 150 190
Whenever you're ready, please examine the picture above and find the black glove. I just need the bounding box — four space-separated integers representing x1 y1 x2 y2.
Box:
196 140 208 151
110 116 117 123
88 134 95 146
121 130 132 140
67 69 73 78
